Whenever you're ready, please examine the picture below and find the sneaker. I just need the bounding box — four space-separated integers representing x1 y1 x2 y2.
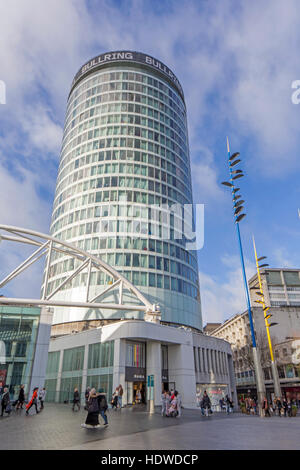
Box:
81 423 87 428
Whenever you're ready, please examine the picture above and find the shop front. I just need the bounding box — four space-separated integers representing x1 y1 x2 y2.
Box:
125 367 146 404
282 386 300 401
125 340 146 405
196 384 229 411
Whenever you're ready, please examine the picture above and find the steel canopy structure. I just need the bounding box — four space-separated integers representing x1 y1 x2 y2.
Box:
0 225 161 322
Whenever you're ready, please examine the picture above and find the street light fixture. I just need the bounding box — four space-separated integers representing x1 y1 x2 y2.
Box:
221 137 266 416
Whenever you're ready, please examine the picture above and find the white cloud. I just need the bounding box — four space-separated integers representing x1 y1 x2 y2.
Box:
199 254 256 325
272 247 299 269
190 144 224 203
20 105 62 156
0 161 52 298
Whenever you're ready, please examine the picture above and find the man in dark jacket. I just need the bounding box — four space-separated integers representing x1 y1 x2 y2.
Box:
98 388 108 425
276 397 282 416
201 391 211 417
1 387 11 417
16 384 25 410
72 388 80 411
282 398 288 417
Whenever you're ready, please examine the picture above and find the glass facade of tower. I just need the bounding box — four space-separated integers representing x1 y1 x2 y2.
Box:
47 52 202 330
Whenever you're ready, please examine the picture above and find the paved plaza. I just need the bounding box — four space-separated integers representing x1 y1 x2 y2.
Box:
0 403 299 450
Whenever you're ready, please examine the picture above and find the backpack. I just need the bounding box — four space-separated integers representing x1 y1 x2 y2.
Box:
88 397 99 413
99 395 108 411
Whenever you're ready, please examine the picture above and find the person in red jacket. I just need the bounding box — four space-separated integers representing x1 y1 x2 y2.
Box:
26 387 39 415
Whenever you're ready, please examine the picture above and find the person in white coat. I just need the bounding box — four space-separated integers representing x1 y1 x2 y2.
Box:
175 391 182 418
39 388 46 410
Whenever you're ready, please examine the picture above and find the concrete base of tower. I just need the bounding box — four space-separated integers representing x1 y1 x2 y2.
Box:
46 320 237 410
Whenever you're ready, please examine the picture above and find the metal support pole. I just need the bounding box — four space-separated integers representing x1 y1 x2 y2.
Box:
253 236 282 399
226 138 266 416
42 240 53 300
85 259 92 302
271 361 282 399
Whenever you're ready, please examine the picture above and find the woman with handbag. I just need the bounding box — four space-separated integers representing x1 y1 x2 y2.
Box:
98 388 109 426
81 388 100 428
1 387 11 417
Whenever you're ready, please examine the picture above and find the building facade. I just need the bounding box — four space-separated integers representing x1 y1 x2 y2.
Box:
41 51 236 409
0 305 52 399
249 268 300 308
45 51 202 331
211 269 300 401
46 319 237 409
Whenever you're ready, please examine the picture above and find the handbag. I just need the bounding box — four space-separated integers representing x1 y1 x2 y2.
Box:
5 403 12 413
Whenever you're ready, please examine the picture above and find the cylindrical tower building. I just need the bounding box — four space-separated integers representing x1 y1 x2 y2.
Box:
45 51 202 331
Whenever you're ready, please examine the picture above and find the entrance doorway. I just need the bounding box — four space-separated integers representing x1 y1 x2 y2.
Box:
126 381 146 405
133 382 146 404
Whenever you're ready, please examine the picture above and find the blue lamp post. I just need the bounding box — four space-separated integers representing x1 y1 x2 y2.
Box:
221 137 266 416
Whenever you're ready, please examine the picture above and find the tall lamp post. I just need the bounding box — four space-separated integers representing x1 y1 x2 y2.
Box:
252 236 282 398
221 138 266 416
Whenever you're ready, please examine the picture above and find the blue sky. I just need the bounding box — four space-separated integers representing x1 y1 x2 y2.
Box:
0 0 299 324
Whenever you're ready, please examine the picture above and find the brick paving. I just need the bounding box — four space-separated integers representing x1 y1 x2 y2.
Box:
0 403 299 450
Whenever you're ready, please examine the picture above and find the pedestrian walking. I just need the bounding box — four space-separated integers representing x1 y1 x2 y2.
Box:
111 389 118 409
282 398 288 417
262 397 271 417
98 388 109 426
272 399 276 415
16 384 25 410
200 390 211 417
118 384 123 408
161 390 168 416
39 387 46 410
81 388 100 428
175 390 182 418
72 387 81 411
1 387 11 417
276 397 282 416
84 387 91 410
225 395 232 414
165 391 171 416
287 399 292 417
26 387 39 415
252 397 257 415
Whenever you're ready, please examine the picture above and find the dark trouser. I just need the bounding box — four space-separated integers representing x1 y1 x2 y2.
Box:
1 404 6 416
27 402 38 413
73 401 80 411
99 410 108 424
16 400 24 409
40 400 44 409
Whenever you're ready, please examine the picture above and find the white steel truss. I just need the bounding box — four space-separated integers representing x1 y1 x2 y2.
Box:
0 225 161 321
